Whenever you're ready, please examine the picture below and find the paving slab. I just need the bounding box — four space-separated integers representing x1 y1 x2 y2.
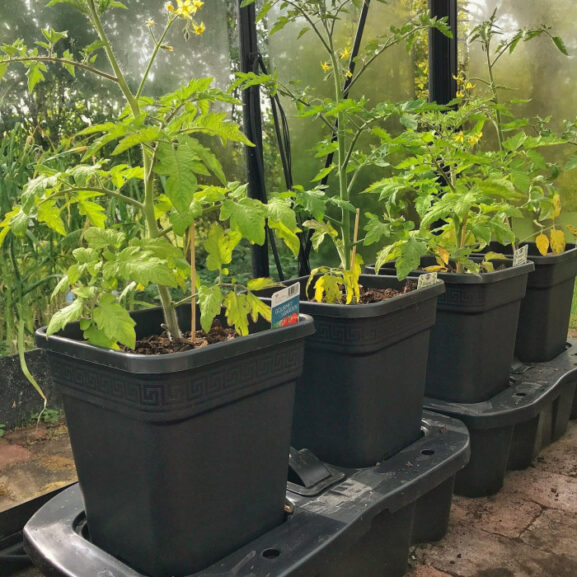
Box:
0 421 76 513
409 420 577 577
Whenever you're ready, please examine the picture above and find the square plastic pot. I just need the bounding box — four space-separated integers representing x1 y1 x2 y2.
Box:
367 261 534 403
487 243 577 362
34 306 314 577
262 274 444 468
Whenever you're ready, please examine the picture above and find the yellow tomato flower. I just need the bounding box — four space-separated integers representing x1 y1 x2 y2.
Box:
467 131 482 146
454 131 464 143
340 46 351 60
321 61 332 73
465 81 475 90
345 69 353 78
175 0 196 19
456 90 465 98
165 1 174 13
193 21 206 35
192 0 204 9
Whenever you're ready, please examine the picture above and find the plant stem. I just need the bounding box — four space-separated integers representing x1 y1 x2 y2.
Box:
190 224 196 340
328 39 350 270
136 20 174 99
56 187 144 210
2 56 117 82
484 37 504 151
87 0 181 339
351 208 360 275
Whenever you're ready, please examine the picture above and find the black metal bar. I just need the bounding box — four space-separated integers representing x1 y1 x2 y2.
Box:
428 0 458 104
237 1 269 278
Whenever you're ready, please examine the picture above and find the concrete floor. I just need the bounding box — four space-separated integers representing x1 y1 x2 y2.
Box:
1 414 576 577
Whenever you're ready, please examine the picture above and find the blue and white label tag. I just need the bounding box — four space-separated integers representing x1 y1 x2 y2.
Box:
271 283 300 328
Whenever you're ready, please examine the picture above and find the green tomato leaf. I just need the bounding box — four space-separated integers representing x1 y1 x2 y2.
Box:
247 292 271 323
198 284 223 333
168 201 202 235
78 199 106 228
84 227 125 250
38 201 66 235
246 277 278 291
46 298 84 337
83 324 118 349
155 138 201 214
268 219 301 257
27 61 47 93
204 223 242 272
224 292 251 336
266 197 297 231
185 138 227 185
395 237 428 280
220 198 267 245
93 296 136 349
116 250 179 288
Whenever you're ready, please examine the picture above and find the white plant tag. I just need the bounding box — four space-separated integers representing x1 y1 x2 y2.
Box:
417 272 438 290
271 283 300 328
513 245 529 267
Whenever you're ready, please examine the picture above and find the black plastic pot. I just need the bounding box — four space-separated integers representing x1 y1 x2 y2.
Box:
24 411 471 577
486 243 577 362
263 274 444 468
367 261 534 403
34 306 314 577
425 338 577 497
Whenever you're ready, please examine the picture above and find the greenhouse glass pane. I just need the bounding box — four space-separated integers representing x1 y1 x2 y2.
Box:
462 0 577 211
263 1 421 190
0 0 235 129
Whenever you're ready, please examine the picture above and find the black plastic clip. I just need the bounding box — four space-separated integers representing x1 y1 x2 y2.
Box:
287 447 345 497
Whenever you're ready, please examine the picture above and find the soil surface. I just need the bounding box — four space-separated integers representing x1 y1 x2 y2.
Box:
127 323 238 355
358 281 417 303
310 280 417 305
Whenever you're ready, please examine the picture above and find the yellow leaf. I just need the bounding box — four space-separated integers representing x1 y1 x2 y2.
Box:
483 261 495 273
424 265 447 272
535 233 550 256
314 275 326 303
553 193 562 218
436 247 450 266
483 251 508 262
550 229 566 254
567 225 577 237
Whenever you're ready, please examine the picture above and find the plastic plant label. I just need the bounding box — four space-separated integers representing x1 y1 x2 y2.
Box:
513 245 529 267
417 272 438 290
271 283 300 328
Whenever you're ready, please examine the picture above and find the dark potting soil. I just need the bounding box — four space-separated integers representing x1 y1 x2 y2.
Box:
357 281 417 304
127 322 239 355
307 280 417 305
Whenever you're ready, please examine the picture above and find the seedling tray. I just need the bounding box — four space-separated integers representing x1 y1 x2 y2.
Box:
24 412 469 577
425 340 577 497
